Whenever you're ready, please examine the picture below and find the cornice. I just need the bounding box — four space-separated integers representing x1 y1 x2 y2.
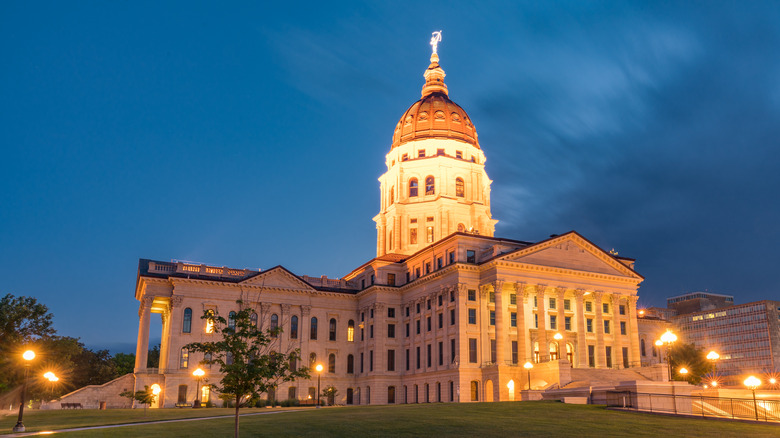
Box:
480 259 641 285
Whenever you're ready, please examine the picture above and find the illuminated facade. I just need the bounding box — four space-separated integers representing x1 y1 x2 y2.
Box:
131 45 645 407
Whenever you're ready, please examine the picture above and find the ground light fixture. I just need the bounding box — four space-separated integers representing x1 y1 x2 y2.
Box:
523 362 533 390
315 364 324 408
743 375 761 421
13 350 36 432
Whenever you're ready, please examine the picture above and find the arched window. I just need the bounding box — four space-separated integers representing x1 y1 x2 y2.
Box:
270 314 279 338
425 176 435 195
226 352 233 365
310 352 317 366
250 312 258 327
228 311 236 330
409 178 418 197
533 342 540 363
388 386 396 404
205 309 215 334
290 315 299 339
182 308 192 333
289 356 297 371
457 223 465 232
470 381 479 401
640 339 646 357
347 354 354 374
566 343 574 363
347 320 355 342
180 348 189 369
310 317 318 340
455 178 464 197
329 318 337 341
389 186 394 205
328 353 336 373
549 342 559 360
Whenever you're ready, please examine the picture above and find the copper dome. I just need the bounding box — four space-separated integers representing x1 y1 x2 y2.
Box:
391 54 479 149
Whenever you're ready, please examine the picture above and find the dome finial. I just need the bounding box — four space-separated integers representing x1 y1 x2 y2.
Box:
422 30 448 97
430 31 442 56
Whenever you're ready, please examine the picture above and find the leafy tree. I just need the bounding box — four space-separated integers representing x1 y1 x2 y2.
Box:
120 385 157 413
669 342 713 385
147 344 160 369
185 301 309 438
112 353 136 376
0 294 55 393
322 385 338 406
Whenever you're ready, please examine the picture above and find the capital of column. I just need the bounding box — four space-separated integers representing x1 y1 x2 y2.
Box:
281 303 292 313
593 290 604 302
260 303 272 313
479 284 491 297
374 302 386 312
534 284 548 296
138 296 154 317
492 280 505 293
513 281 526 293
458 283 469 295
555 286 567 299
301 305 312 316
170 295 184 309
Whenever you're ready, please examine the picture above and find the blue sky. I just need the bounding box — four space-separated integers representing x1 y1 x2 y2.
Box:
2 1 779 352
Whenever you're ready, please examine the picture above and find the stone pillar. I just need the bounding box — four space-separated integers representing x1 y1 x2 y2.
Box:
535 285 548 362
611 294 624 368
514 282 528 364
479 285 490 365
135 296 154 372
375 303 387 373
301 305 311 373
574 289 587 367
594 292 606 368
493 281 505 364
556 287 567 361
457 283 469 379
627 296 640 367
280 304 292 354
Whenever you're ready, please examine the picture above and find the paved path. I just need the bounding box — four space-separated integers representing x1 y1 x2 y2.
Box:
0 408 307 436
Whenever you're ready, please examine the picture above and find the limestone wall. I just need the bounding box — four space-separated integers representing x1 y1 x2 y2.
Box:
41 373 135 410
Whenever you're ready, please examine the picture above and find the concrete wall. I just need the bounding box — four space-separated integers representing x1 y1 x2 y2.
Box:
41 374 135 410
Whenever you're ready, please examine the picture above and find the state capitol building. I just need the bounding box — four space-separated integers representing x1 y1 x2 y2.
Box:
131 42 645 408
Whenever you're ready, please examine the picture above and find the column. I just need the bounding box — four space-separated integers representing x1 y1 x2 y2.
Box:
375 303 387 375
594 291 606 368
162 295 184 373
535 285 548 362
556 287 566 361
514 282 528 364
301 305 311 375
281 304 292 356
479 285 490 365
612 294 624 368
134 296 154 372
493 281 505 364
574 289 587 367
627 296 640 367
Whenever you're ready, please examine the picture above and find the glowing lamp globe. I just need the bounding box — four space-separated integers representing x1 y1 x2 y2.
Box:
743 376 761 390
44 372 55 380
553 333 563 341
770 378 777 385
193 368 205 378
679 368 688 375
523 362 533 370
655 340 663 347
151 384 161 395
23 350 35 361
660 330 677 344
315 364 324 373
706 351 719 361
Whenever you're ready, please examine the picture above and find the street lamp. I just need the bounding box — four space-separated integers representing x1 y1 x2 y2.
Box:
655 340 664 365
744 376 761 421
44 372 59 401
523 362 533 390
315 364 324 408
193 368 205 408
706 351 719 378
658 330 677 381
13 350 36 433
679 367 688 381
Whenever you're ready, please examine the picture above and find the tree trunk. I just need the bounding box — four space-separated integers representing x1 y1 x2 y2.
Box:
234 395 240 438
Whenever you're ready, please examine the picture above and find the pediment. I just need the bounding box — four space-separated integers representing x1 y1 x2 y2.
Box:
498 233 640 279
240 266 315 290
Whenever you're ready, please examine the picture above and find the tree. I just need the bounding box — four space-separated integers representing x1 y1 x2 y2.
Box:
185 301 309 438
147 344 160 369
669 342 713 385
0 294 55 393
322 385 338 406
112 353 136 376
120 385 157 413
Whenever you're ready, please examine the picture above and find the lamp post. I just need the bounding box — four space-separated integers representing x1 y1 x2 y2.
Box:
315 364 323 408
659 330 677 381
744 376 761 421
44 372 59 402
706 351 719 381
523 362 533 390
679 367 688 381
13 350 36 433
193 368 205 408
655 340 664 365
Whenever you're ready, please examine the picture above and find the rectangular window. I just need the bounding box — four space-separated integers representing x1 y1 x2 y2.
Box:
387 274 396 286
370 274 375 285
361 328 364 341
360 353 364 373
510 312 517 327
370 350 374 372
426 227 434 243
564 299 571 310
425 262 431 274
620 321 626 335
585 301 593 312
450 309 455 325
437 257 443 269
550 315 557 330
565 316 572 331
438 313 443 329
451 338 456 363
387 349 395 371
490 339 497 363
468 338 478 363
549 298 556 309
416 319 420 334
622 347 629 368
427 316 431 332
586 318 593 333
604 320 611 334
468 289 476 301
410 228 417 244
456 150 463 159
534 296 538 308
588 345 595 367
406 349 410 371
466 250 476 263
489 292 495 303
402 153 408 161
416 346 421 369
489 310 495 326
438 342 443 366
427 299 431 310
449 251 455 264
180 349 189 369
605 346 612 368
418 149 425 158
438 294 443 306
388 324 396 338
370 324 374 338
619 305 626 315
534 313 538 328
388 307 395 318
427 344 432 367
468 308 476 324
437 148 445 156
370 309 374 318
416 303 420 313
511 341 518 364
603 303 609 314
510 294 517 305
405 306 410 317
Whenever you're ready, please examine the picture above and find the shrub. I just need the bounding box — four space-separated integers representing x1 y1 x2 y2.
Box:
255 399 267 408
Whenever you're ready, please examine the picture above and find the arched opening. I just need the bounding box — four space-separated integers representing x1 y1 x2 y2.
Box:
533 342 540 363
425 383 430 403
566 343 574 364
436 382 441 402
328 353 336 373
470 381 479 401
414 384 419 403
389 186 394 205
409 178 418 197
388 386 396 404
549 342 559 360
403 385 408 403
455 177 464 197
485 380 494 402
310 317 318 340
425 176 435 195
457 223 465 232
329 318 337 341
150 383 161 408
182 308 192 333
270 314 278 337
290 315 298 339
347 320 355 342
250 312 258 327
347 354 354 374
309 352 316 367
228 311 237 330
640 338 646 357
346 388 354 405
507 379 515 401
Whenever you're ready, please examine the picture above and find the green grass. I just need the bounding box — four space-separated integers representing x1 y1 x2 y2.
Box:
2 402 777 437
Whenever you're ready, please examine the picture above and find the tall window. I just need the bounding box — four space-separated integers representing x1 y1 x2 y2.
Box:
347 354 354 374
290 315 299 339
426 226 434 243
205 309 215 333
409 178 418 197
470 381 479 401
455 177 464 197
387 349 395 371
410 228 417 244
228 311 236 330
310 353 316 366
182 308 192 333
250 312 258 327
425 176 435 195
180 348 189 369
178 385 187 403
348 320 355 342
329 318 337 341
389 186 394 205
310 317 318 340
468 338 478 363
328 353 336 373
270 314 279 337
640 339 646 357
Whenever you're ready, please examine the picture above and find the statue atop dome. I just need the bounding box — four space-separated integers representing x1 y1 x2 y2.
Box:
430 31 442 55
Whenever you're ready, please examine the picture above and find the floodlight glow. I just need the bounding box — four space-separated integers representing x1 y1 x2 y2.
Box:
706 351 719 361
743 376 761 389
23 350 35 361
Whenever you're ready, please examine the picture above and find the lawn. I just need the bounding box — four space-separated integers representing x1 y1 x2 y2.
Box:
2 402 777 437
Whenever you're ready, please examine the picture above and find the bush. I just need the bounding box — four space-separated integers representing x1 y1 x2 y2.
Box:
204 401 214 408
255 399 267 408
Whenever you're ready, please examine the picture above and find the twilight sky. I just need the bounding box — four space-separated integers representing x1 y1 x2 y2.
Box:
2 1 779 352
